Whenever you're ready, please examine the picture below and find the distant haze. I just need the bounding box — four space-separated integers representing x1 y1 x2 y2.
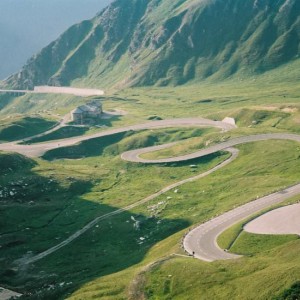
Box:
0 0 111 79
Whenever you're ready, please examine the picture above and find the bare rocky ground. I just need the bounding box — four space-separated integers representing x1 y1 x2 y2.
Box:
0 287 22 299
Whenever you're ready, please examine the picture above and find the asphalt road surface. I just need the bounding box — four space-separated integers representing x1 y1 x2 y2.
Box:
244 203 300 235
121 133 300 163
183 184 300 261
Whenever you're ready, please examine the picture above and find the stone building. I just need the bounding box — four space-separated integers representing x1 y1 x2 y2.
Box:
71 100 103 124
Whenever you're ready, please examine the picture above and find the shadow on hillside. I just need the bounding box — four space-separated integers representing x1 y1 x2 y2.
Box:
0 117 56 142
98 114 121 127
24 126 90 144
0 153 190 299
0 94 16 111
42 130 226 166
42 131 134 160
24 115 122 145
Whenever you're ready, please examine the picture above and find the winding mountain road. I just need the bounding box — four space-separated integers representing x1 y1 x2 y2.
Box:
1 117 300 264
183 184 300 261
121 133 300 163
121 132 300 261
0 118 235 157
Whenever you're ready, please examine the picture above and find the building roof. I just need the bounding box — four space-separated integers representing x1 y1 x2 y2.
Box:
77 105 100 113
72 102 102 115
72 107 84 114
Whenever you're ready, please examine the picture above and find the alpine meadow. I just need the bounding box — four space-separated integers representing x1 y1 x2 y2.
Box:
0 1 300 299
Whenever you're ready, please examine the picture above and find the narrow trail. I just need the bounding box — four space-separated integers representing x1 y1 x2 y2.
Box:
1 117 299 264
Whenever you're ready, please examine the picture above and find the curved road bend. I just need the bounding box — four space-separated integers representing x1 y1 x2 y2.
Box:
19 148 239 265
0 118 235 157
183 183 300 261
121 133 300 163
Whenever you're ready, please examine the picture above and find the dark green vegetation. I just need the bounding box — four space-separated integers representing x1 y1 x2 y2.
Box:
274 282 300 300
26 126 89 144
4 0 300 89
0 116 56 142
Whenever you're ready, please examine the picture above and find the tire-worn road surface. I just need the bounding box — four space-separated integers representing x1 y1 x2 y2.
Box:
244 203 300 235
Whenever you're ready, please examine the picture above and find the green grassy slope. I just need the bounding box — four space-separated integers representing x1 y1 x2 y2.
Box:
66 139 300 300
0 115 300 299
1 57 300 130
0 128 229 298
0 116 56 142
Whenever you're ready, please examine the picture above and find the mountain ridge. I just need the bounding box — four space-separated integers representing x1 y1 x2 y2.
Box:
4 0 300 90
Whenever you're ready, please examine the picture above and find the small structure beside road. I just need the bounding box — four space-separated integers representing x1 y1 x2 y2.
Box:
222 117 236 126
71 100 103 124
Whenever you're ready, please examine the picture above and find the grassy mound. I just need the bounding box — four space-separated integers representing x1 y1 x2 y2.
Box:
26 126 89 144
233 108 290 128
0 117 56 142
0 152 36 172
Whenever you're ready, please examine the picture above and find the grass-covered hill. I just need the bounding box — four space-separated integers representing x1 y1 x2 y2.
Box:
4 0 300 90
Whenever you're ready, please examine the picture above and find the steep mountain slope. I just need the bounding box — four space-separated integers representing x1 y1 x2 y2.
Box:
4 0 300 89
0 0 110 80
